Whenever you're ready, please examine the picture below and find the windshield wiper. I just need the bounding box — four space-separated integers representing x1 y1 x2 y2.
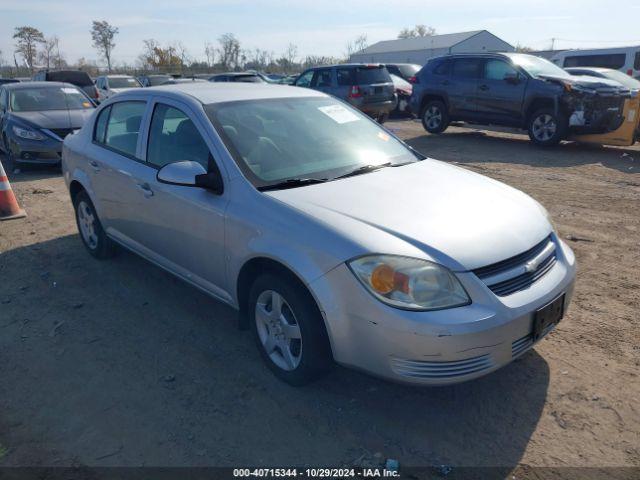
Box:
333 162 392 180
258 177 328 191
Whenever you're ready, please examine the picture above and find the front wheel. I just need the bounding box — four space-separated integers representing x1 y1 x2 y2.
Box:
528 109 567 146
421 100 450 134
249 273 332 385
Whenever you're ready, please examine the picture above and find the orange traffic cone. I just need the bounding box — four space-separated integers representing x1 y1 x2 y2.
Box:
0 160 26 221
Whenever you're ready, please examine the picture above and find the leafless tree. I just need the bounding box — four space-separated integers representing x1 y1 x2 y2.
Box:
90 20 118 72
398 24 436 39
13 26 45 72
345 34 368 60
217 33 241 70
204 41 215 67
38 36 59 69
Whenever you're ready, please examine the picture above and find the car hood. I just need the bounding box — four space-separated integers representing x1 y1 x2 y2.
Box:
266 160 552 271
539 74 630 94
11 109 93 129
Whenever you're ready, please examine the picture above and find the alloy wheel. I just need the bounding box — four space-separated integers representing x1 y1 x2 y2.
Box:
255 290 302 371
532 114 557 142
424 106 442 130
77 200 98 250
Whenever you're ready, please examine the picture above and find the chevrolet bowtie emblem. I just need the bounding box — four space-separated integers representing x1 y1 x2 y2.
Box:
524 258 540 273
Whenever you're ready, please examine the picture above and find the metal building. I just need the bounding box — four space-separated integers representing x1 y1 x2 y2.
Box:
349 30 514 65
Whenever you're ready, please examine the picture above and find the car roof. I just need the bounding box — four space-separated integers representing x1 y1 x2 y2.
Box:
565 67 609 72
306 63 385 70
127 82 325 104
2 81 76 90
211 72 260 76
104 74 136 78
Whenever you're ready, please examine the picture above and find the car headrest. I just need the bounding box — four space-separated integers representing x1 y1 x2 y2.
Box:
126 115 142 133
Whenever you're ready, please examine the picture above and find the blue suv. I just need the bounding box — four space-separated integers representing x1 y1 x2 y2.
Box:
409 53 629 146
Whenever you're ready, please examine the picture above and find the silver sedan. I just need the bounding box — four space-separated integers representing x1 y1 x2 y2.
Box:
62 83 576 385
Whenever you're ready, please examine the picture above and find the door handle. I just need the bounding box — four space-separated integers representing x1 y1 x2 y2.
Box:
88 160 100 172
479 84 489 91
136 182 154 198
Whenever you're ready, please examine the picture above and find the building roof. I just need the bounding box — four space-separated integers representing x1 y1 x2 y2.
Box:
355 30 486 55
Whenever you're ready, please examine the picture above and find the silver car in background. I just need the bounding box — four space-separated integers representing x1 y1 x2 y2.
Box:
62 83 576 386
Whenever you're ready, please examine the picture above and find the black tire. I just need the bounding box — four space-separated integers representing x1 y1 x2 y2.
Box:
421 99 450 134
377 112 389 124
72 190 116 259
249 272 332 385
527 108 567 146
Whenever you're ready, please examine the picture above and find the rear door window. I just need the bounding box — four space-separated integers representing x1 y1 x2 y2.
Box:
312 69 333 87
432 60 451 76
355 67 391 84
452 59 482 79
97 101 146 158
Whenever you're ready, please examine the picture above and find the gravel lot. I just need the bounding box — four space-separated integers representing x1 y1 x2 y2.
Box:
0 120 638 473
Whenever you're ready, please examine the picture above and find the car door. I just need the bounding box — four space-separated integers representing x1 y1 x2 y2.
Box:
448 58 482 118
475 58 527 124
311 68 333 94
134 98 230 300
87 99 153 245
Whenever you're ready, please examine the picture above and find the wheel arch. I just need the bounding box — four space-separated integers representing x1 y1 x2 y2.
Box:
420 94 449 116
235 256 334 357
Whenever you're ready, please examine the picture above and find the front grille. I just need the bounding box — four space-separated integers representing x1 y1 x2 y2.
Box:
390 354 493 379
48 128 75 140
473 236 557 297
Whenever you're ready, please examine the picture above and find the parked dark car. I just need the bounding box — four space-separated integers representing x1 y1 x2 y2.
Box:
33 70 99 104
0 78 20 86
138 74 172 87
409 53 631 145
294 64 395 122
208 72 266 83
384 63 421 82
0 81 95 166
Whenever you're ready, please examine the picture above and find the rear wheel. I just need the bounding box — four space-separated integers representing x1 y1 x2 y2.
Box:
528 108 566 146
249 273 332 385
73 190 116 259
421 100 449 134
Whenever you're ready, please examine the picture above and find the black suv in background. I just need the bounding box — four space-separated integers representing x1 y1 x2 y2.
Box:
409 53 630 145
294 64 395 122
32 70 99 104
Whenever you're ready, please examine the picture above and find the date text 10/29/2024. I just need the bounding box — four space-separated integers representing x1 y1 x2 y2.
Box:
233 468 400 478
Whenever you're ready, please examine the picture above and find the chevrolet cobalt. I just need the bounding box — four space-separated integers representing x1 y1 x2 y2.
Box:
62 83 576 385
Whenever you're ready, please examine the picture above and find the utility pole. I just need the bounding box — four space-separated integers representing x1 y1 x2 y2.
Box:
550 38 556 50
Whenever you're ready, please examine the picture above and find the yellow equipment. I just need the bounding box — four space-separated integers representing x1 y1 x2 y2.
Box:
570 93 640 146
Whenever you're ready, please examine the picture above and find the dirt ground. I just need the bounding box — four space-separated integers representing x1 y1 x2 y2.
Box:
0 121 638 474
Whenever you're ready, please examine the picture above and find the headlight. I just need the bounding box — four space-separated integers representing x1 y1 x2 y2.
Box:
12 125 46 141
348 255 470 311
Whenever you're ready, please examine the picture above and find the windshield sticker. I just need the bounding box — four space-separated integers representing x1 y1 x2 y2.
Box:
377 131 390 142
318 105 360 124
61 87 78 94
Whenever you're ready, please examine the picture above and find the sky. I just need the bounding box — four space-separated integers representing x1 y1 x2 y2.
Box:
1 0 640 67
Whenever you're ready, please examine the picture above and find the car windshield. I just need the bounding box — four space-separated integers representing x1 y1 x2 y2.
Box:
232 75 263 83
205 97 418 188
510 54 570 78
10 87 93 112
109 77 141 88
148 76 171 86
600 70 640 89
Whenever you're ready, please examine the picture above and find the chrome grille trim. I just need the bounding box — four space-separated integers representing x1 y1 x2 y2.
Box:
390 354 493 379
473 236 557 296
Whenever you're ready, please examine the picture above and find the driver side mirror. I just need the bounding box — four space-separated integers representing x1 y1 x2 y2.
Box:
157 161 224 194
504 72 520 85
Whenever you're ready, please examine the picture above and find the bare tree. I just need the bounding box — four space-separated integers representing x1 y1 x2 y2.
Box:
174 42 191 74
345 34 368 60
90 20 118 72
38 36 59 69
13 26 45 72
398 24 436 39
204 41 215 67
217 33 241 70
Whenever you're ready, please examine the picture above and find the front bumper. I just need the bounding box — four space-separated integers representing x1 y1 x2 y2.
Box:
309 236 576 385
7 135 62 165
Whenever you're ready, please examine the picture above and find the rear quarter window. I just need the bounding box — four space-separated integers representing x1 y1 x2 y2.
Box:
356 67 391 84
